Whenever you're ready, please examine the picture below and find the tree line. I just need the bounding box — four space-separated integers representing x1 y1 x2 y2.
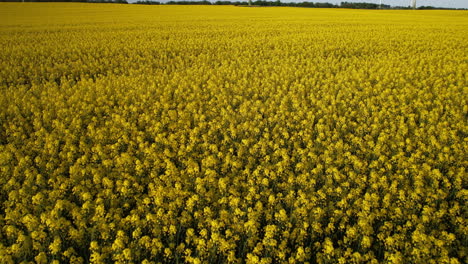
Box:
1 0 465 9
130 1 451 9
0 0 129 3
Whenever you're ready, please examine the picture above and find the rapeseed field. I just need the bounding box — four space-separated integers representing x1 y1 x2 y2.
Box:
0 3 467 263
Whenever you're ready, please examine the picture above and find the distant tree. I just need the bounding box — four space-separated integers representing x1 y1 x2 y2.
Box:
134 0 160 4
166 1 211 5
341 2 380 9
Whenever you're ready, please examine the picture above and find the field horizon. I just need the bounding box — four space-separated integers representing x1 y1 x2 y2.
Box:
1 3 467 264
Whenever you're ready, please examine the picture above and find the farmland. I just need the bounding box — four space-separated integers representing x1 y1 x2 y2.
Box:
0 3 467 264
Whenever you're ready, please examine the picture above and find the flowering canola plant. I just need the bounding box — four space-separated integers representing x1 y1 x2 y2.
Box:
0 3 467 264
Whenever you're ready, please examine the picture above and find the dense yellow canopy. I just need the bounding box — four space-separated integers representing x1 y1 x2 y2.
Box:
0 3 467 264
